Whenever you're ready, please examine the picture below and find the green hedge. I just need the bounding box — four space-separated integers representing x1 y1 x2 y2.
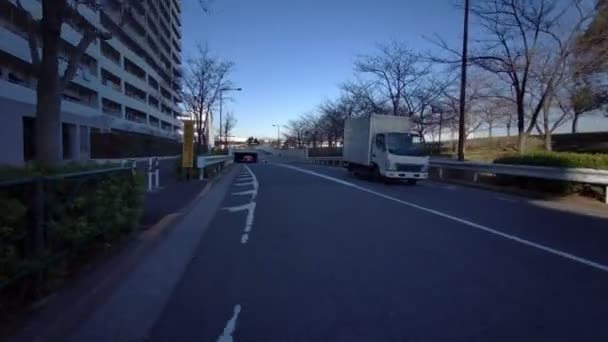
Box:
0 161 120 182
494 152 608 170
0 168 143 291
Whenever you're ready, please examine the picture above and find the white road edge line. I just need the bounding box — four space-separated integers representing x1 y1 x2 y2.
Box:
274 163 608 273
217 304 242 342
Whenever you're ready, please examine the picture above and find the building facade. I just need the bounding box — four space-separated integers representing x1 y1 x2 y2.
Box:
0 0 184 165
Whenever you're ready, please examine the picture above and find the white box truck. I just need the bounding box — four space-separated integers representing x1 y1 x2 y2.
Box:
343 114 429 184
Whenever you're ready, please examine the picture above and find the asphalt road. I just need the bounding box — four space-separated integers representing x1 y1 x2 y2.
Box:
136 162 608 342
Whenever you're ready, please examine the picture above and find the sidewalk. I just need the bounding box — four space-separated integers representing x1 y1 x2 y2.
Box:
9 165 216 342
140 179 207 228
135 157 207 228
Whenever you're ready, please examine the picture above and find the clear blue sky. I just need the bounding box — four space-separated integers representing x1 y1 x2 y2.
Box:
181 0 463 138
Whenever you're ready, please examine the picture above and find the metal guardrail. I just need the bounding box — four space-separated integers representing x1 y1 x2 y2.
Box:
197 155 233 180
430 160 608 204
303 156 608 204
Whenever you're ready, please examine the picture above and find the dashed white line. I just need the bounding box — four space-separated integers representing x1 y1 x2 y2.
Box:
274 163 608 273
223 202 255 213
217 304 242 342
225 165 259 244
232 190 256 196
496 196 518 203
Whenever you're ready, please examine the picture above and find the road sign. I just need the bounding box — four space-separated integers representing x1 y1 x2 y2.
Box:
182 120 194 168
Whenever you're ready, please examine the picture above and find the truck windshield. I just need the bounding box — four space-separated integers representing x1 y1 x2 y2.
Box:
387 133 422 156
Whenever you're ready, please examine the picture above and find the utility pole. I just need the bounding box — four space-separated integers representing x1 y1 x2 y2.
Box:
218 87 242 149
458 0 470 161
219 90 223 149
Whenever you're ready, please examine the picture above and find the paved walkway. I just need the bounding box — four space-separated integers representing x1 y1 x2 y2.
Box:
137 158 206 228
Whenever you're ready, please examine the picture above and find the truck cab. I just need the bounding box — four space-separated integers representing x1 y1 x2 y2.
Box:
371 132 429 182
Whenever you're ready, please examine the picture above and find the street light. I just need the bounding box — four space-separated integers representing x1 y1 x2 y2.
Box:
272 124 281 149
219 87 242 149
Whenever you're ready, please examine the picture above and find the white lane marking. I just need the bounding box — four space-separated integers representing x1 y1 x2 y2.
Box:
243 165 259 200
223 203 254 212
217 305 242 342
244 202 256 232
274 163 608 273
237 177 252 181
225 165 260 244
235 182 254 186
223 202 256 232
233 190 256 196
496 196 518 203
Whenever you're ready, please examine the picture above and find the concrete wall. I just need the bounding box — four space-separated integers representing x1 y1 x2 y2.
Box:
273 149 308 161
0 97 100 165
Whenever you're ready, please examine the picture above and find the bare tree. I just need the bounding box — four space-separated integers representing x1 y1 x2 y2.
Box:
354 41 430 116
440 73 489 150
408 75 456 141
223 111 237 147
433 0 595 153
285 119 308 149
318 100 349 147
341 80 388 116
182 45 234 153
471 0 595 152
302 113 324 149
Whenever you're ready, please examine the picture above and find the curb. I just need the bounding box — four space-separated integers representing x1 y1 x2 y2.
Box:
11 165 235 342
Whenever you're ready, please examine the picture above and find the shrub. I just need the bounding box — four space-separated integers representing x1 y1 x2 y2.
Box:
0 162 120 182
0 167 143 293
494 152 608 170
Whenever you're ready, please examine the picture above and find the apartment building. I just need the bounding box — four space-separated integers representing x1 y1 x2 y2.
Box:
0 0 184 165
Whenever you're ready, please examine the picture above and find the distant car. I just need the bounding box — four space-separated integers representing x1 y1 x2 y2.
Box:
234 150 258 163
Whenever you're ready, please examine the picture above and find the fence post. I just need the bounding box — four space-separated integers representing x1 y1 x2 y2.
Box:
33 177 46 256
154 157 160 188
131 160 137 176
605 185 608 205
438 167 443 179
473 172 479 183
147 158 154 191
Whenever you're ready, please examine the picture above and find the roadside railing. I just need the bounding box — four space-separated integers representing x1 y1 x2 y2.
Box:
300 155 608 204
0 166 141 299
96 156 180 192
197 155 233 180
430 160 608 204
